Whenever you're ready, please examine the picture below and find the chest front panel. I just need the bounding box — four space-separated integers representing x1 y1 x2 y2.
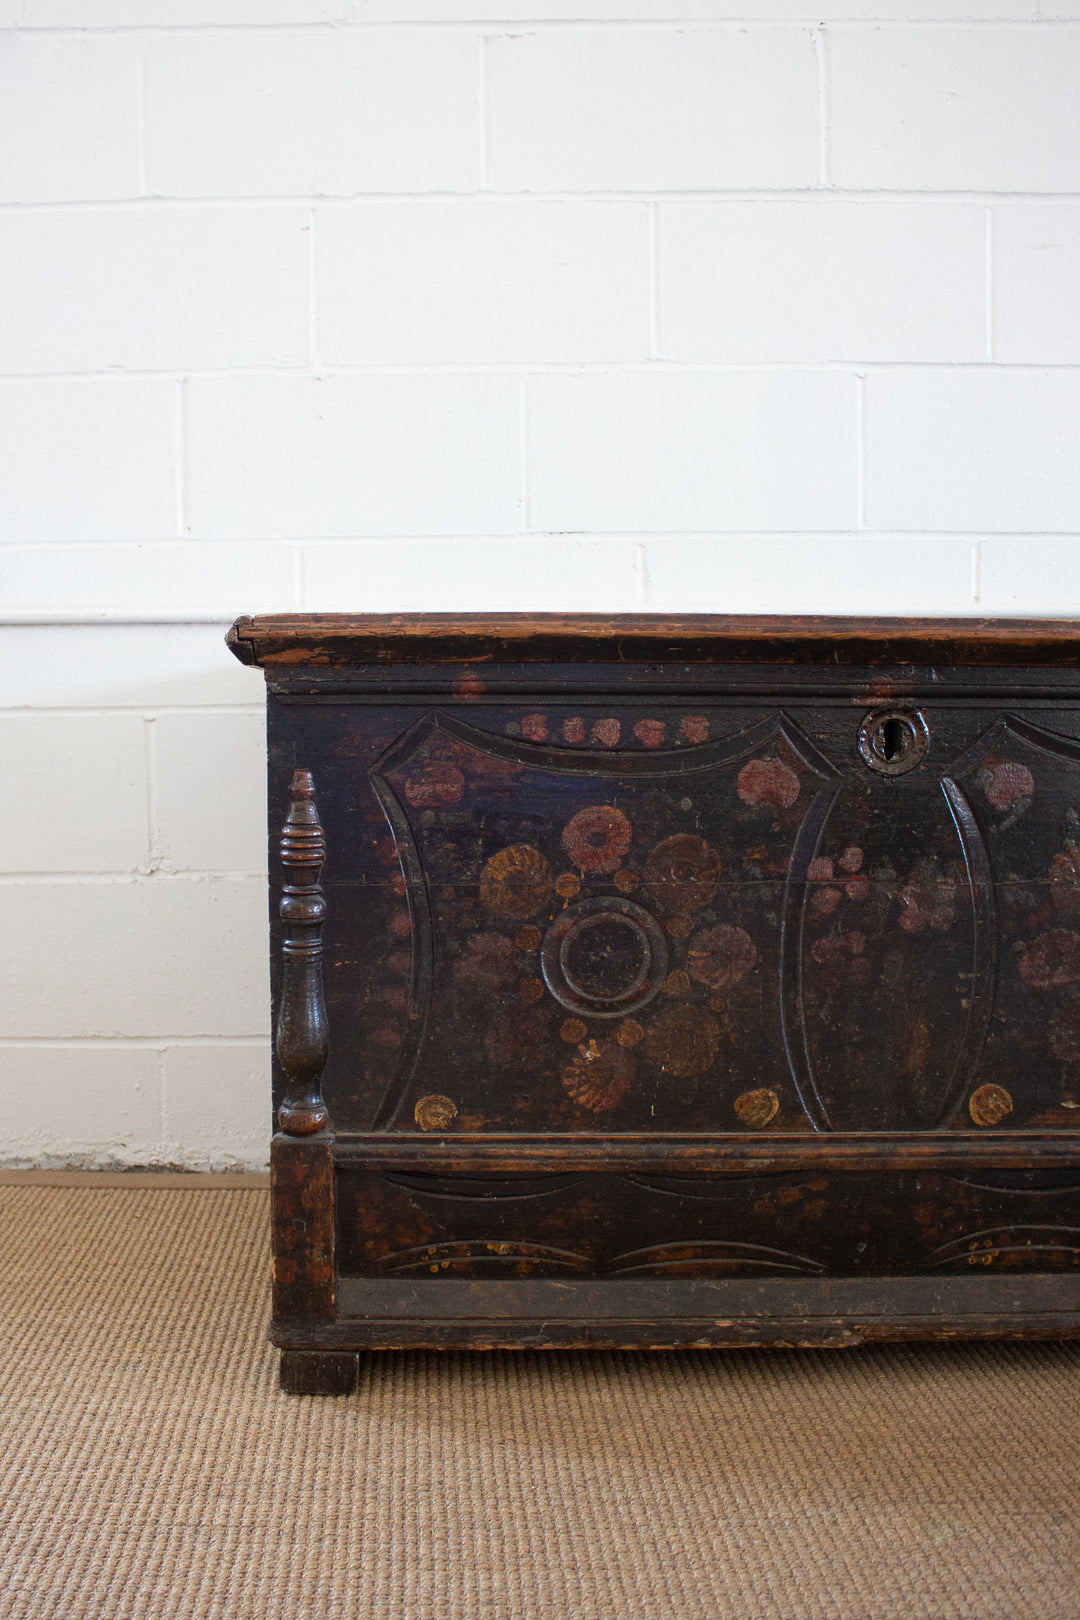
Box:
268 674 1080 1156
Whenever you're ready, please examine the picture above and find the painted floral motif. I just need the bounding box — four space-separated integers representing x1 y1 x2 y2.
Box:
414 1095 458 1131
561 1039 634 1111
687 924 757 990
480 844 552 919
403 763 465 807
1049 844 1080 916
736 756 801 809
1017 929 1080 990
810 933 872 992
982 761 1035 812
455 932 518 993
643 835 722 915
969 1084 1013 1128
643 1005 721 1078
734 1088 780 1128
1049 995 1080 1061
898 861 957 933
633 719 666 749
561 805 633 874
591 719 621 748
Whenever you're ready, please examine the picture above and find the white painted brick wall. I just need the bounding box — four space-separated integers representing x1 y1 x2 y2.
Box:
2 2 1080 1170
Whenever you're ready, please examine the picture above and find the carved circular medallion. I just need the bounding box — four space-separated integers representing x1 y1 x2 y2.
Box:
858 708 929 776
541 897 668 1019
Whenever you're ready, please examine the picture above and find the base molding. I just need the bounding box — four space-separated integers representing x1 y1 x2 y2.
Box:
272 1273 1080 1354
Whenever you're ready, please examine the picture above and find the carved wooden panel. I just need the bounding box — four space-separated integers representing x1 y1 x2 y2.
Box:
272 695 1080 1143
244 618 1080 1329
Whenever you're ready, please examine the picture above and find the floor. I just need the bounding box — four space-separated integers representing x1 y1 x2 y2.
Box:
2 1178 1078 1619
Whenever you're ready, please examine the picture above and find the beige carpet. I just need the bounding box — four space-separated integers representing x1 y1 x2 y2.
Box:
1 1183 1078 1619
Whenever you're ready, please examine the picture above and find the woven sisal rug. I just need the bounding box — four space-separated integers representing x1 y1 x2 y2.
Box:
1 1183 1077 1619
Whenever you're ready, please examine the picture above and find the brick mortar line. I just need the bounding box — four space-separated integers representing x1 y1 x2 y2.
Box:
9 18 1080 33
3 192 1080 210
5 362 1080 380
0 872 266 883
0 706 264 715
0 1037 268 1046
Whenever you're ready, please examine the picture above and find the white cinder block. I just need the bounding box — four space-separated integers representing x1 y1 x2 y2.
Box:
2 878 269 1038
659 202 985 363
0 1046 160 1161
302 537 642 610
0 625 263 710
528 372 857 533
643 535 977 614
978 537 1080 613
0 35 138 202
0 543 297 615
162 1046 268 1165
0 714 147 874
993 206 1080 363
0 716 145 874
864 371 1080 532
27 0 347 20
187 375 521 538
486 28 819 192
0 209 310 373
153 712 267 874
830 26 1080 192
0 381 175 542
317 201 650 364
143 32 479 197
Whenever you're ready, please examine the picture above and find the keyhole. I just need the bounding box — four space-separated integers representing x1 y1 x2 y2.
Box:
880 717 908 762
858 707 928 776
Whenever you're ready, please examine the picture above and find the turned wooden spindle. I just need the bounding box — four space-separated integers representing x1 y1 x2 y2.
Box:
276 769 330 1136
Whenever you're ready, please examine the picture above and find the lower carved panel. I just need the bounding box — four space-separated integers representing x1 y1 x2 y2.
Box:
335 1165 1080 1280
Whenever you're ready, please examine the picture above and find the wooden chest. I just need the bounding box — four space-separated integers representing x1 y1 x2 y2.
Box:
227 614 1080 1394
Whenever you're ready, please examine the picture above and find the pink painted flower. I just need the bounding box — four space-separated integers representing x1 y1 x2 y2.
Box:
1018 929 1080 990
633 719 666 749
737 756 800 809
985 762 1034 811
